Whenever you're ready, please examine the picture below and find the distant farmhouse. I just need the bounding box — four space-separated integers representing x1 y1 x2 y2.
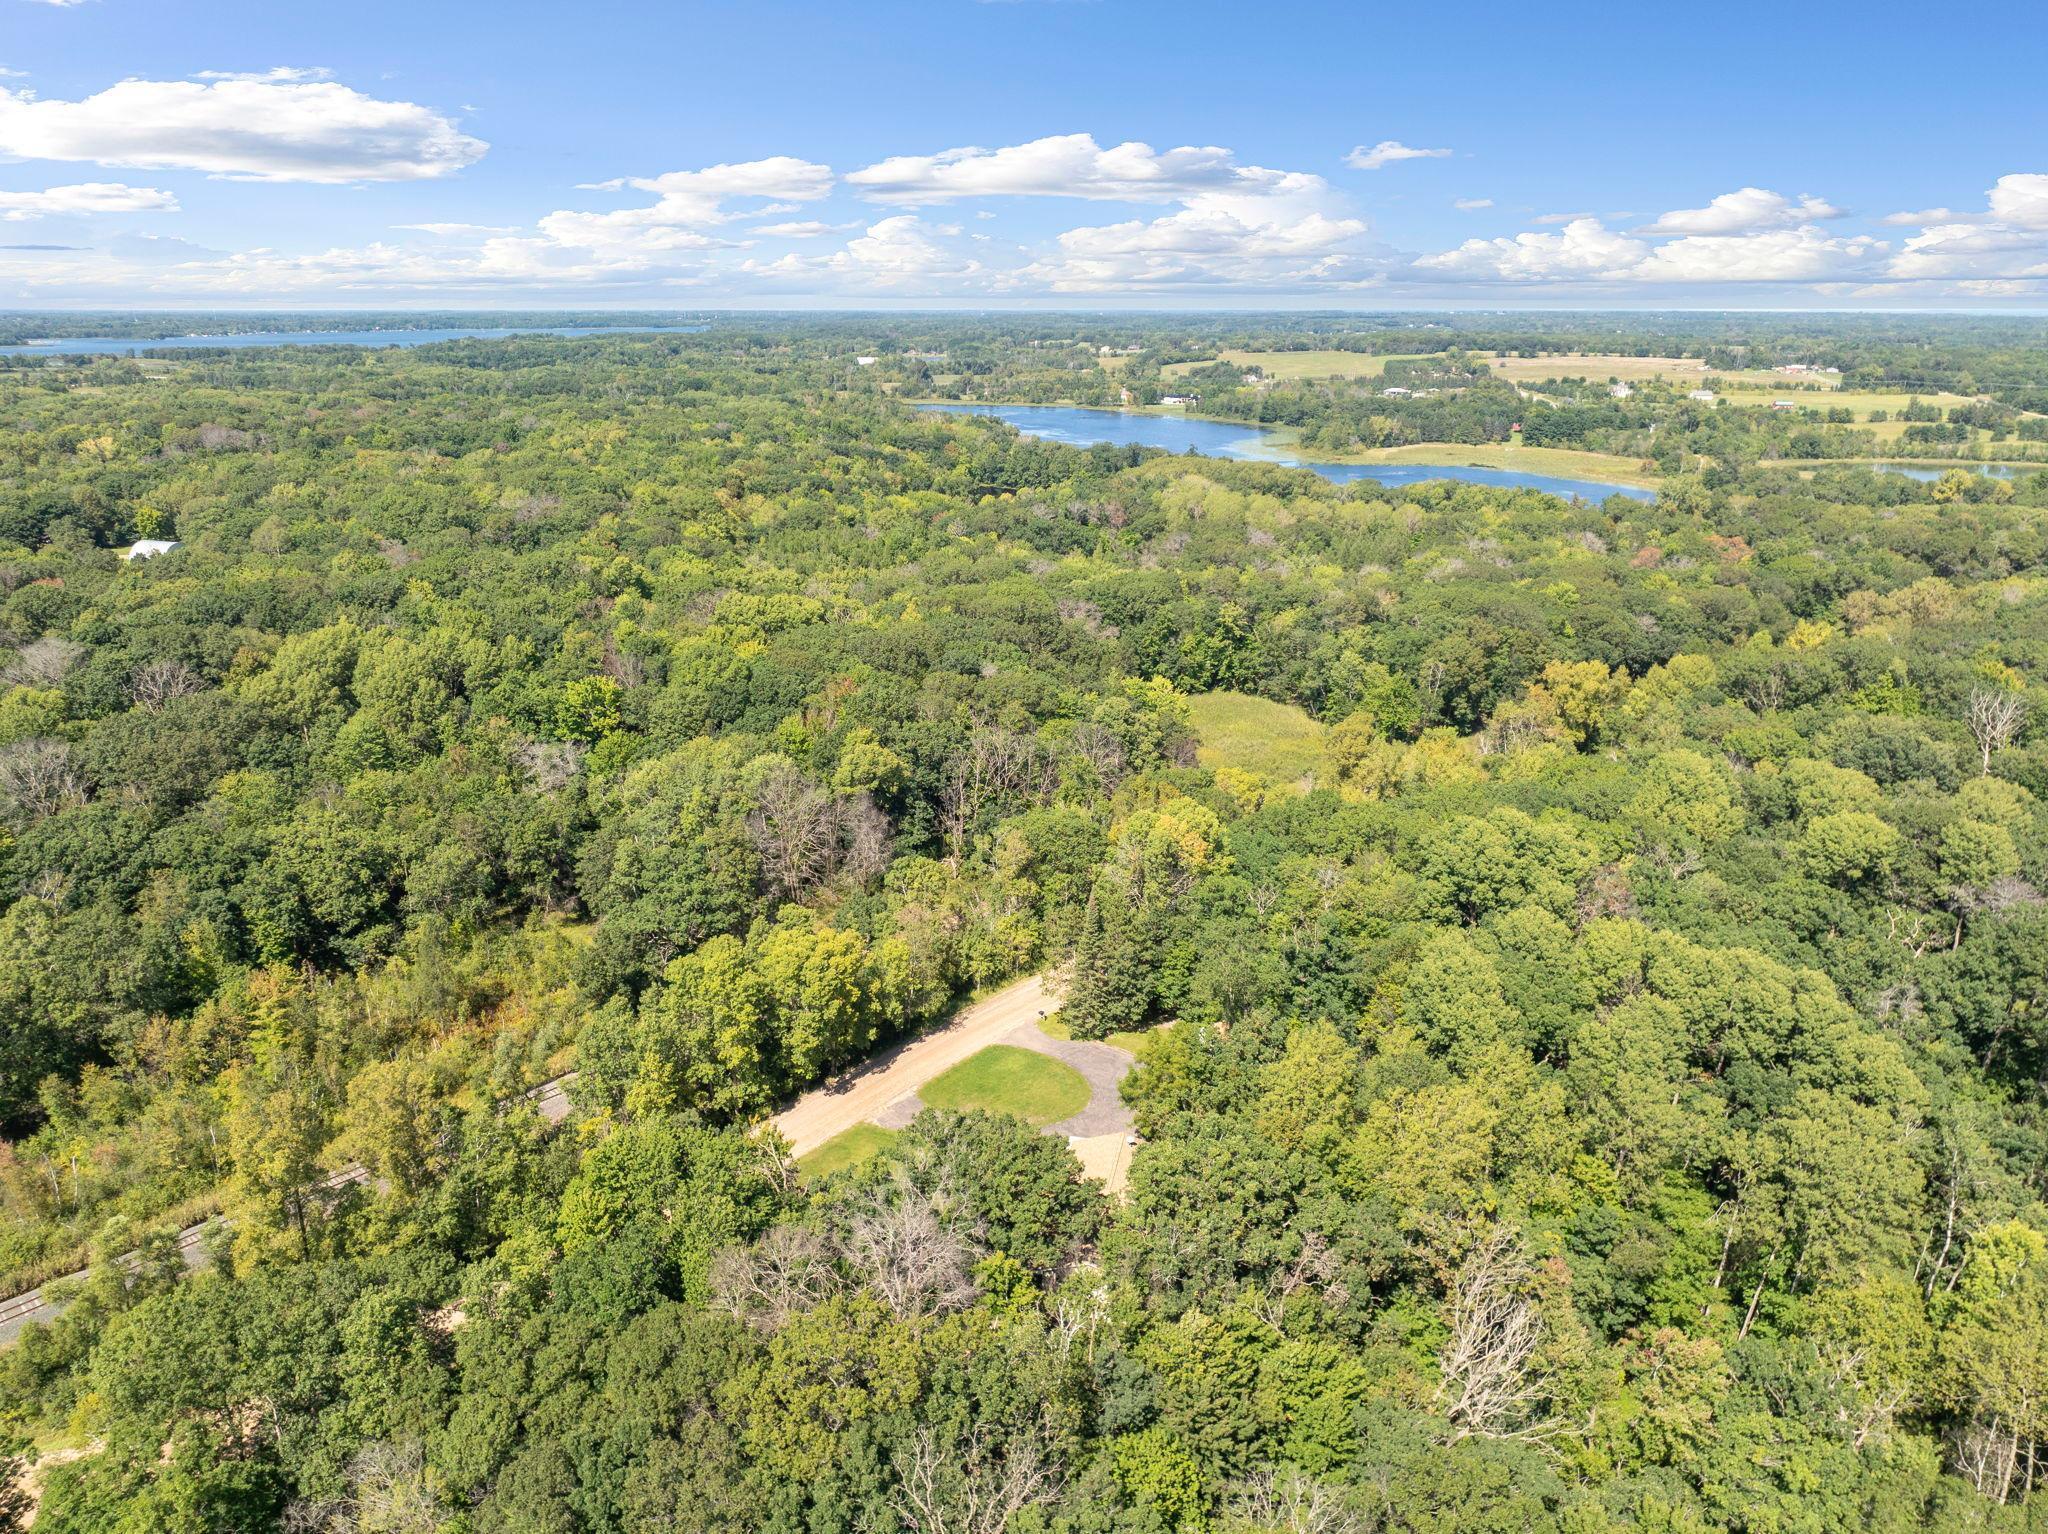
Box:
124 540 181 561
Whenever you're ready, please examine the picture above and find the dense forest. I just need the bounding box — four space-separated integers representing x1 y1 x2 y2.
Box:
1 319 2047 1533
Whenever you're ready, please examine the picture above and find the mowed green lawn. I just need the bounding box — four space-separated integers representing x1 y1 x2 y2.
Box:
921 1044 1090 1128
1187 690 1325 784
1037 1013 1160 1057
798 1123 899 1180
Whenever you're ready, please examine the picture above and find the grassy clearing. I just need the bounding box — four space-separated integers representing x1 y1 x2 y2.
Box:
1163 349 1421 381
1187 690 1325 783
1324 440 1659 487
1037 1014 1160 1056
1489 353 1720 385
799 1123 899 1180
922 1044 1092 1127
1719 386 1981 415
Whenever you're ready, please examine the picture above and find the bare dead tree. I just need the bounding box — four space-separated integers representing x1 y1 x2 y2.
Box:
1917 1124 1982 1300
1065 721 1129 795
708 1223 841 1331
1812 1336 1915 1451
600 638 647 690
939 728 1057 862
0 738 86 819
130 658 201 712
1050 1273 1113 1365
282 1438 444 1534
1253 1230 1351 1329
889 1415 1062 1534
841 1183 981 1320
1951 1414 2037 1506
1436 1227 1556 1443
838 792 893 886
749 762 841 901
1 636 86 689
1967 687 2028 777
1222 1468 1377 1534
1741 666 1786 715
509 736 587 793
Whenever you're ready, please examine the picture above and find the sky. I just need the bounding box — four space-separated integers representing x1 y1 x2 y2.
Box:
1 0 2045 312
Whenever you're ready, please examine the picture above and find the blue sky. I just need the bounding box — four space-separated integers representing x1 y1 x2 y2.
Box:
2 0 2045 309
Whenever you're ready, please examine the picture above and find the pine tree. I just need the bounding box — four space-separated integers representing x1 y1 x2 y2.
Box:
1063 880 1150 1040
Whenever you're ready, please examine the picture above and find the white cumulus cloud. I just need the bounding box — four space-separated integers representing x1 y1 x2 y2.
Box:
1345 140 1450 171
751 219 854 238
1889 222 2048 280
191 67 334 83
847 133 1317 204
1882 176 2048 281
1638 187 1843 236
1418 214 1880 285
537 157 832 262
0 181 178 220
0 76 485 182
1417 218 1647 280
1631 226 1882 281
393 222 519 236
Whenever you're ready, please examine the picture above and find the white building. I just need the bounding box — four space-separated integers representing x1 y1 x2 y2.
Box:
125 540 181 560
1381 386 1411 398
1688 389 1717 403
1610 382 1633 398
855 356 879 367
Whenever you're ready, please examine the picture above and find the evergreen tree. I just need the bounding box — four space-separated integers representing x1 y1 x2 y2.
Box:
1063 879 1150 1040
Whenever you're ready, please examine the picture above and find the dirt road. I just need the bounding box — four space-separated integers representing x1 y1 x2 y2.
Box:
767 972 1058 1157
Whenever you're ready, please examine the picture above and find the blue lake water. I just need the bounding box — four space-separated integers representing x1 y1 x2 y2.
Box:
0 325 698 356
921 403 1655 502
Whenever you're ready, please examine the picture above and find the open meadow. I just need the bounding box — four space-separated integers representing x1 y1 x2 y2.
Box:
1186 689 1325 783
1165 348 1425 380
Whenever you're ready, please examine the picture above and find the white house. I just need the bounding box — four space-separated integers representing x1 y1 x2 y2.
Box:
1381 385 1411 398
125 540 181 560
1688 389 1717 403
855 356 879 367
1609 382 1633 398
1159 393 1199 407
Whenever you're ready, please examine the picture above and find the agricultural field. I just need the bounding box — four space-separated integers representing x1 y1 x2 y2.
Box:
1185 689 1325 783
1165 349 1423 380
1488 352 1728 386
1718 386 1979 416
1490 353 1834 392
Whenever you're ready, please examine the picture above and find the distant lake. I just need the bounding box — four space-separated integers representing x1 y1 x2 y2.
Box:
0 325 700 356
921 403 1655 502
1868 462 2026 482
